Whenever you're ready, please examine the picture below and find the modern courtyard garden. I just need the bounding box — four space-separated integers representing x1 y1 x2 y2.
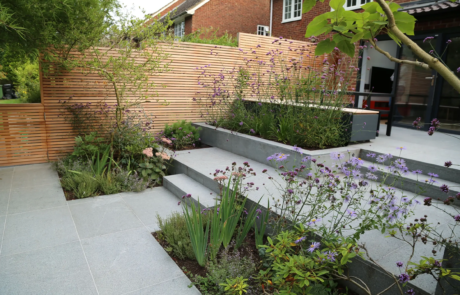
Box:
1 0 460 294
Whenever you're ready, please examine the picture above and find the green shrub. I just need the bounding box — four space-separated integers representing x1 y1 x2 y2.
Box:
163 120 201 150
96 172 121 195
157 212 195 260
61 171 100 198
71 132 109 161
182 28 238 47
256 226 356 295
190 244 257 295
10 59 41 103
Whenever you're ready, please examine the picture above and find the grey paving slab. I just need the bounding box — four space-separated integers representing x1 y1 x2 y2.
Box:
0 215 6 255
0 189 9 216
1 206 79 256
0 168 13 191
7 182 66 214
81 227 184 295
125 275 200 295
11 167 61 189
69 195 144 239
122 187 183 228
0 241 97 295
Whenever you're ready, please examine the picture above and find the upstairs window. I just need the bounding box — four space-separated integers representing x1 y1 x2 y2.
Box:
283 0 302 23
344 0 372 10
174 21 185 38
257 25 269 36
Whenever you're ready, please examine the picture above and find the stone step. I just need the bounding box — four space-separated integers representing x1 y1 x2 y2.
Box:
163 174 219 209
167 147 458 294
356 158 460 205
359 148 460 184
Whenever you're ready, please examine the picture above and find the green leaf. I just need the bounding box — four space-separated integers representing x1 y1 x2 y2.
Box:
330 0 346 10
303 0 316 13
333 34 347 43
337 40 355 57
373 21 388 25
351 32 364 43
305 15 330 37
333 26 347 32
362 2 379 13
389 2 402 12
315 39 336 55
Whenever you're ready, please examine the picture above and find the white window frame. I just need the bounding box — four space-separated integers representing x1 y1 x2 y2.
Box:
343 0 372 11
174 21 185 38
257 25 269 36
282 0 302 23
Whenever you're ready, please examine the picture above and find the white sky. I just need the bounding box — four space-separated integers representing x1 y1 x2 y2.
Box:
117 0 172 19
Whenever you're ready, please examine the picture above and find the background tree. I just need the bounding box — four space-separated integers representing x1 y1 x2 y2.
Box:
303 0 460 93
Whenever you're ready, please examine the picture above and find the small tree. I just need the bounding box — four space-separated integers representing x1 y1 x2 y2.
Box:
303 0 460 93
58 14 174 129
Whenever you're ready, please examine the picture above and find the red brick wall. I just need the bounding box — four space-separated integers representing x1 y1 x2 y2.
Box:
415 13 460 31
191 0 270 37
185 15 193 35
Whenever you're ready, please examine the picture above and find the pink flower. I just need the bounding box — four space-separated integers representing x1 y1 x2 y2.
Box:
161 138 172 145
142 148 153 158
155 152 171 160
213 176 228 181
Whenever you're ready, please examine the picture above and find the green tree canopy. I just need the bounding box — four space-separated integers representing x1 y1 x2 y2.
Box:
0 0 119 61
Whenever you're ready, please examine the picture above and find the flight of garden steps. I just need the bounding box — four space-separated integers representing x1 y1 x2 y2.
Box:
162 147 460 295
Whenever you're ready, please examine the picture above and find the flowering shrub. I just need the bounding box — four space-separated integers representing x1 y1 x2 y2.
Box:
162 120 201 150
194 40 361 149
257 226 357 294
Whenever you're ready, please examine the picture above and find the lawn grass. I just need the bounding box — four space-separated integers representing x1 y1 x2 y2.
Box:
0 99 27 104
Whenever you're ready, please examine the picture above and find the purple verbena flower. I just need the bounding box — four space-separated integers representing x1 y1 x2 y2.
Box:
239 121 244 126
454 215 460 221
396 261 404 268
445 161 452 168
440 184 449 193
398 273 410 283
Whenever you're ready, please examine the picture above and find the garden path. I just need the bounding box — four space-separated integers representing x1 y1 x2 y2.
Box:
0 163 199 295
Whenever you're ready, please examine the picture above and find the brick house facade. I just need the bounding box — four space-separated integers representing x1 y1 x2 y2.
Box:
151 0 270 38
270 0 460 134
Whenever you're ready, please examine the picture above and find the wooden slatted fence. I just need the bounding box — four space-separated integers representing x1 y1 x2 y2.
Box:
0 33 317 166
0 104 48 166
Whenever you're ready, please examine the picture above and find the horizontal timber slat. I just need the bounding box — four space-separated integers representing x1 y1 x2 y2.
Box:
1 33 318 166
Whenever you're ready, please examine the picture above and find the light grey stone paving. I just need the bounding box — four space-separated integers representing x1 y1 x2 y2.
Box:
0 190 9 216
8 182 67 214
0 168 13 191
0 162 200 295
125 275 201 295
69 195 144 239
81 227 184 295
1 206 79 256
122 187 183 229
0 241 98 295
0 215 6 255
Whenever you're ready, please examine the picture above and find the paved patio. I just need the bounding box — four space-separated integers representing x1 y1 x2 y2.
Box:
349 124 460 168
0 164 199 295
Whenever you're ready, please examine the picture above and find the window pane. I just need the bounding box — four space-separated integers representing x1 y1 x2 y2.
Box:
437 36 460 131
285 0 292 19
347 0 352 7
294 0 302 17
352 0 357 6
